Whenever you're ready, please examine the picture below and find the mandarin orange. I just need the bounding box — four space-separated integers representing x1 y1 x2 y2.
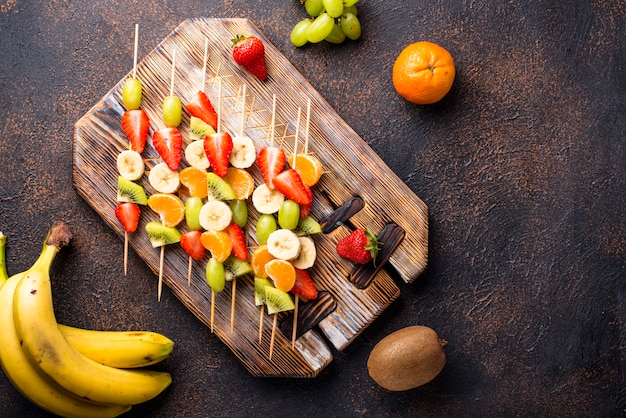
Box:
392 41 455 105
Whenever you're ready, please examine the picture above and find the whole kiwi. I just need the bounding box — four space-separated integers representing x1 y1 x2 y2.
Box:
367 325 447 391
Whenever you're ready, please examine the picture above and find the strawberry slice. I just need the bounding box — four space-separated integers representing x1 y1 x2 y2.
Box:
299 184 313 219
257 146 286 189
291 268 318 300
115 202 141 233
273 169 312 206
121 109 150 153
153 127 183 171
204 132 233 177
180 230 206 260
225 222 248 261
185 91 218 130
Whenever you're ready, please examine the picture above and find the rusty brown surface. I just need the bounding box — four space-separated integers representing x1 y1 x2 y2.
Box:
0 1 624 417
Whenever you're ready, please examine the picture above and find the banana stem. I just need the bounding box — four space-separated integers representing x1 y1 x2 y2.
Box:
0 232 7 286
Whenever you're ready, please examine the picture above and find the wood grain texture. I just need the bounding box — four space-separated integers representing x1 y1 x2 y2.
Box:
73 18 426 377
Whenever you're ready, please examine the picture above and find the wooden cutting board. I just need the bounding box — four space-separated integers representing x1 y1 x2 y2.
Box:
73 18 428 377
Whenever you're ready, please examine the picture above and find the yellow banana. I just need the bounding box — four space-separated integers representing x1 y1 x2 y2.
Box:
12 221 173 406
0 225 130 417
58 325 175 369
1 231 174 369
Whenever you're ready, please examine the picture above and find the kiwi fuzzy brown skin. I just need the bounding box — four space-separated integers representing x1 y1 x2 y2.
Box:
206 172 236 201
367 325 447 391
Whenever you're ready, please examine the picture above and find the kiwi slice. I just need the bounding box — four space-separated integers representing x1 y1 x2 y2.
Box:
294 216 322 236
145 221 182 248
264 286 295 315
207 172 236 201
117 176 148 205
223 256 252 281
254 277 274 306
189 116 216 140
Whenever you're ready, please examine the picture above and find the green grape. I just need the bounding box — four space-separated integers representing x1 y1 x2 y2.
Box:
229 199 248 228
344 4 358 15
304 0 325 17
307 13 335 44
325 23 346 44
340 13 361 40
162 95 182 127
343 0 359 7
291 19 312 47
278 200 301 230
122 77 142 110
185 196 204 231
323 0 344 18
256 213 277 245
206 258 225 292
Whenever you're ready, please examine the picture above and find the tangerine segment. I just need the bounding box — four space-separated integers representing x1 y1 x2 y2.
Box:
179 166 208 199
265 259 296 292
200 230 233 263
250 245 276 279
288 154 323 187
223 167 255 200
147 193 185 227
392 41 455 105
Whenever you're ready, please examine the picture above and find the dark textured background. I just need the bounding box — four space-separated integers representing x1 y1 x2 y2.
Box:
0 1 624 416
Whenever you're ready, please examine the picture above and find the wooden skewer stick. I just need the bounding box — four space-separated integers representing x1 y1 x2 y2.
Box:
230 278 236 332
186 255 193 287
240 84 247 137
132 23 139 79
229 84 249 333
291 108 302 349
210 287 216 332
304 98 311 154
258 305 264 343
123 24 140 276
269 313 278 360
201 38 208 92
158 245 165 302
269 94 276 148
157 51 177 302
209 78 224 333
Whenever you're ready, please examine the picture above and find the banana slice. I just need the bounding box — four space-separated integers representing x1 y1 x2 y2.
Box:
117 149 144 180
291 236 316 269
199 200 232 231
229 135 256 169
148 162 180 194
252 183 284 214
185 140 210 170
267 229 301 260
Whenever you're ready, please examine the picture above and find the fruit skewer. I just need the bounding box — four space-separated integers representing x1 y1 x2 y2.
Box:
116 24 150 276
180 39 212 287
290 108 303 349
149 50 184 302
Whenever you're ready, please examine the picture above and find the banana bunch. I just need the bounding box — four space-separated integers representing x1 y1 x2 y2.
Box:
0 222 174 417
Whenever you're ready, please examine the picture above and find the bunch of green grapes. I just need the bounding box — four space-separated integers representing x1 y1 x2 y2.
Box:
290 0 362 47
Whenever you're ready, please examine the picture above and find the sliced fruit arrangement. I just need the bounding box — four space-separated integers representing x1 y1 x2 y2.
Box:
0 223 173 416
250 101 324 352
110 33 330 346
116 24 150 276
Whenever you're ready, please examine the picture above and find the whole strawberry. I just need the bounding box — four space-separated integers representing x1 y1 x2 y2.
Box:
336 227 380 265
232 34 268 80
